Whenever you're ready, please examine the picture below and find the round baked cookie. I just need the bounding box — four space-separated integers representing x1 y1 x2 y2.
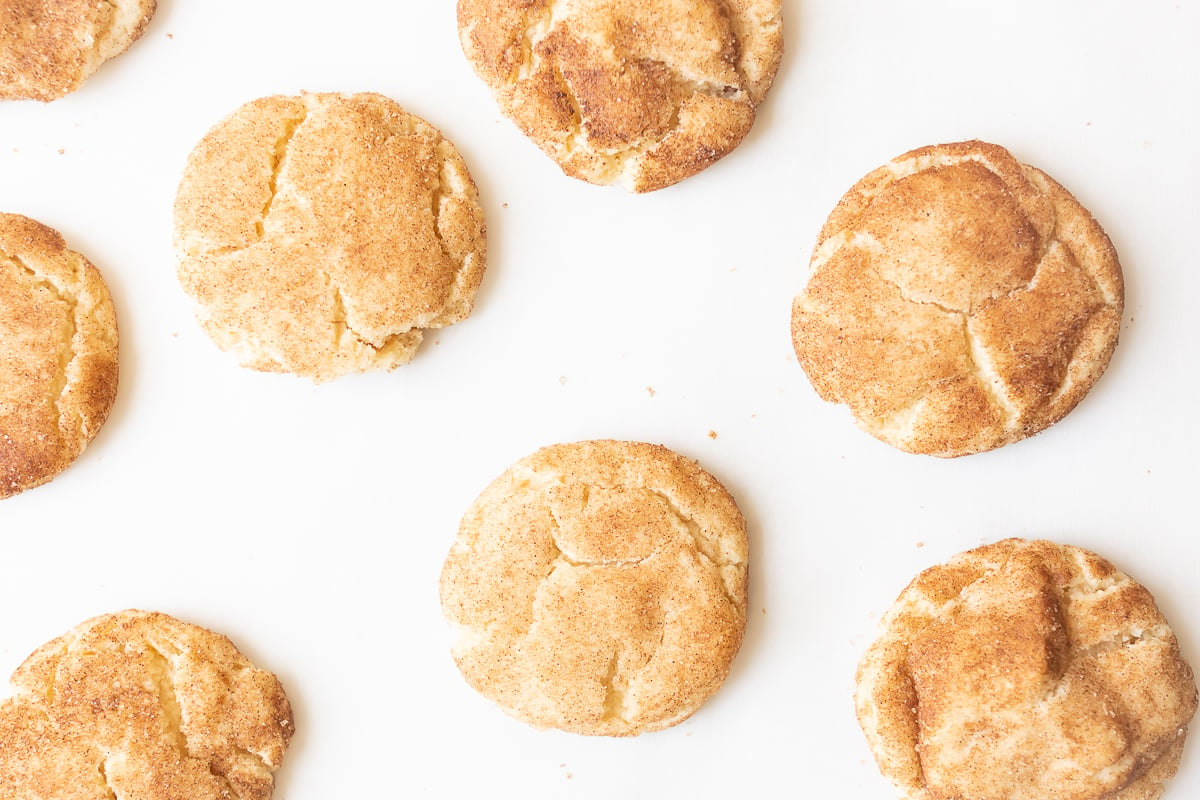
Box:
457 0 783 192
0 0 156 101
174 92 487 382
791 140 1124 457
1 213 119 500
440 439 748 736
856 539 1198 800
0 610 294 800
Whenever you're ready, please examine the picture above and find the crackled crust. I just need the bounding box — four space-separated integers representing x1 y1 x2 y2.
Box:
457 0 783 192
0 610 294 800
0 214 118 500
791 140 1124 457
0 0 156 101
174 92 487 382
856 539 1198 800
440 439 748 736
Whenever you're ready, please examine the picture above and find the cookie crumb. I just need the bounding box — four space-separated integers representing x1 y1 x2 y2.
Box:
646 386 656 397
707 430 718 439
558 376 567 386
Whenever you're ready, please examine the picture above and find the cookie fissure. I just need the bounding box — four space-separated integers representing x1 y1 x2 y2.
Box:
88 1 121 70
426 158 478 328
548 60 593 159
328 281 379 351
232 743 275 776
429 168 455 272
257 108 309 241
1072 623 1173 665
546 500 658 567
143 642 252 800
142 643 191 761
647 488 743 609
2 248 86 447
600 650 627 723
513 0 568 85
961 317 1021 431
96 758 118 800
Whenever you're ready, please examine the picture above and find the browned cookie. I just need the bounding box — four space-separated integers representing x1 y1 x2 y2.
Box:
0 0 156 101
1 213 118 500
174 92 487 382
792 141 1123 457
441 440 748 736
856 539 1197 800
0 610 294 800
458 0 783 192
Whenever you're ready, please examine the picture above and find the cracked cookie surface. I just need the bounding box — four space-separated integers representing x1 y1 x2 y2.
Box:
0 0 156 101
791 140 1124 457
440 439 748 736
856 539 1197 800
174 92 487 382
0 609 294 800
458 0 783 192
1 213 118 500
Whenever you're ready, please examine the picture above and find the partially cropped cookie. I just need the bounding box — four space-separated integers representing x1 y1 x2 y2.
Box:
441 440 748 736
0 0 156 101
857 539 1197 800
458 0 783 192
1 213 119 500
0 610 293 800
792 140 1123 457
174 92 487 382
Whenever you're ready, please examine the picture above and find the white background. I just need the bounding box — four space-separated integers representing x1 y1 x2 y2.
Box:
1 1 1198 797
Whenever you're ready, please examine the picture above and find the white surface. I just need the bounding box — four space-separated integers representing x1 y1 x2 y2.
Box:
1 0 1198 797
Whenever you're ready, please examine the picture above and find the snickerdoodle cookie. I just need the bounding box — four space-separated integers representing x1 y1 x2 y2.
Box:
0 610 294 800
1 213 118 500
856 539 1197 800
0 0 156 101
458 0 783 192
791 140 1123 457
174 92 487 382
441 440 748 736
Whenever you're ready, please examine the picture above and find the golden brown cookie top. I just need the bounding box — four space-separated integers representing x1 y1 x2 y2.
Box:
0 0 157 101
174 92 487 382
791 140 1124 457
0 610 294 800
856 539 1198 800
0 213 119 500
458 0 783 191
441 440 748 736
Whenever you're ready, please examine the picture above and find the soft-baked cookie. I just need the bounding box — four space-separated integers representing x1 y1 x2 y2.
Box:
1 213 119 500
0 610 294 800
0 0 156 101
174 92 487 382
856 539 1198 800
458 0 783 192
440 440 748 736
791 140 1123 457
